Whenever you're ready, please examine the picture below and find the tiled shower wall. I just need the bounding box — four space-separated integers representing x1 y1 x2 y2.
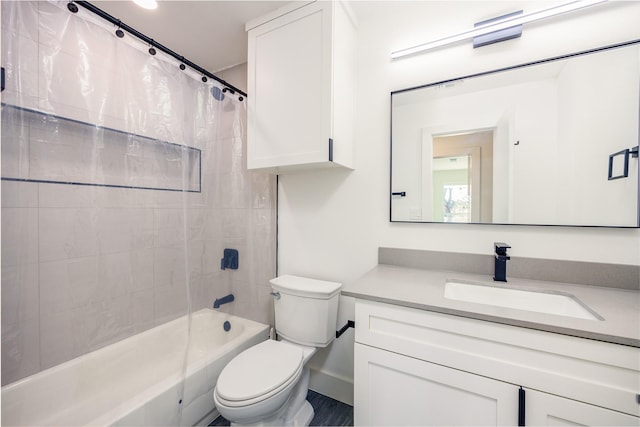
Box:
1 3 276 386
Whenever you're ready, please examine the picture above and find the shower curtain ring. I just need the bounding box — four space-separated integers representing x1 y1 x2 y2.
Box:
67 1 79 13
115 21 124 38
148 40 157 56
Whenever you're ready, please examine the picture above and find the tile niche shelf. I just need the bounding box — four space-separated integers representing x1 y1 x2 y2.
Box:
1 103 201 193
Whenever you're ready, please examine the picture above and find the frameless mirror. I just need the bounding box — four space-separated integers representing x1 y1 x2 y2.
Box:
391 41 640 227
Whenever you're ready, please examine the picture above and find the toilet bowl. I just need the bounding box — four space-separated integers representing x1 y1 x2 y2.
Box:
213 275 341 426
213 340 316 425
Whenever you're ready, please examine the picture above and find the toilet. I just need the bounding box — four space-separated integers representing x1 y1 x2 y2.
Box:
213 275 342 426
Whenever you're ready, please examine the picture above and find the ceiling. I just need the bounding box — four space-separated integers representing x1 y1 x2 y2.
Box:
92 1 291 73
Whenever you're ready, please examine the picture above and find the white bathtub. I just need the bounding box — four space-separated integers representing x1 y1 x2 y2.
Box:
1 309 269 426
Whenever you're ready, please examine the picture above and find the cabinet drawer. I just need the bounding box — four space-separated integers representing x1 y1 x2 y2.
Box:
355 299 640 417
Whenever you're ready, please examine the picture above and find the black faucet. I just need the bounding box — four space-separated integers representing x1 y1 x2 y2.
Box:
213 294 235 309
493 242 511 282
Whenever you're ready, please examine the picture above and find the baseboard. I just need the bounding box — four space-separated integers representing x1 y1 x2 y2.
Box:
194 408 220 427
309 368 354 406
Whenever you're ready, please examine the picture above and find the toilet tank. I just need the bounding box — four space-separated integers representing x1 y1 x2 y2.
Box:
270 275 342 347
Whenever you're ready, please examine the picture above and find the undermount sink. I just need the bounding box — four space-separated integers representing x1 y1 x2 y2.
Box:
444 281 602 321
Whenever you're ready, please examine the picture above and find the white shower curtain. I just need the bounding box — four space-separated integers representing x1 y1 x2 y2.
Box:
1 1 275 424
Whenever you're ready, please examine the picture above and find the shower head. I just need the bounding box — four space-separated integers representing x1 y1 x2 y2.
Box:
211 86 225 102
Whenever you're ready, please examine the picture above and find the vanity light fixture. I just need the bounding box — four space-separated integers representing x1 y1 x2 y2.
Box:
391 0 608 59
132 0 158 10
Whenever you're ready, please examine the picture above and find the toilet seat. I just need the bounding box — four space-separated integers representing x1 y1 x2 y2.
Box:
215 340 303 407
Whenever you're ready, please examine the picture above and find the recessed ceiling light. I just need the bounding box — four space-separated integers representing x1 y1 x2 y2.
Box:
132 0 157 10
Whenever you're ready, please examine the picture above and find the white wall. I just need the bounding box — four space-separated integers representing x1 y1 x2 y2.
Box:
277 0 640 403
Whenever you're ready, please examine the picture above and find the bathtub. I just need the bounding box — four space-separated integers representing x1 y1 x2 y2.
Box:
1 309 270 426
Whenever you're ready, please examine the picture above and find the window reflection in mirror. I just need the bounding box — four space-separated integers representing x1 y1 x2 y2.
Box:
432 131 493 223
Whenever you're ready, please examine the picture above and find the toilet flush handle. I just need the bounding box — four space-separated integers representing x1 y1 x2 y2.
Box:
270 291 281 300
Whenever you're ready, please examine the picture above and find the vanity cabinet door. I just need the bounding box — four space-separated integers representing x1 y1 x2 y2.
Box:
246 1 356 173
526 388 640 426
354 343 519 426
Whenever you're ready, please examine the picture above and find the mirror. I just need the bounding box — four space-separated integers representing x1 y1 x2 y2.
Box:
391 41 640 227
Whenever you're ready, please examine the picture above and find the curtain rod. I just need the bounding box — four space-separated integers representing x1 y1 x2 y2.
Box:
70 1 248 99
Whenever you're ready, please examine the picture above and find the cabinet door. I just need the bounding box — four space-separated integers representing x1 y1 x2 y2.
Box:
526 388 639 426
247 2 332 170
354 343 519 426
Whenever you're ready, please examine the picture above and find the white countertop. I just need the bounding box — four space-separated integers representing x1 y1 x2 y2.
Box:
342 264 640 347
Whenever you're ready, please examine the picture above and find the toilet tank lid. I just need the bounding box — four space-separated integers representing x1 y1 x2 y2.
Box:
270 275 342 298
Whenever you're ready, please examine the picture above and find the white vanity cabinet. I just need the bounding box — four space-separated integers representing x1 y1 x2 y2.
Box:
354 299 640 426
245 1 356 173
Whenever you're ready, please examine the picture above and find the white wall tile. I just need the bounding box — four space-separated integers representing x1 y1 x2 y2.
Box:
38 182 97 208
132 289 155 333
154 208 186 247
96 186 155 208
222 208 250 239
153 245 187 290
153 190 185 209
198 174 222 209
1 180 38 208
1 315 40 385
39 257 99 314
97 208 154 254
201 208 222 241
220 173 251 209
1 263 39 325
251 173 276 209
1 1 39 42
39 309 76 369
1 207 39 266
80 297 135 352
100 249 155 293
39 208 99 262
1 108 31 179
153 286 188 326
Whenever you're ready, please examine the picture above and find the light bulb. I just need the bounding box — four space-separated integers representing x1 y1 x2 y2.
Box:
132 0 157 10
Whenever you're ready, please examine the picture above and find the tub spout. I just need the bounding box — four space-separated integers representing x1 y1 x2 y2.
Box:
213 294 235 309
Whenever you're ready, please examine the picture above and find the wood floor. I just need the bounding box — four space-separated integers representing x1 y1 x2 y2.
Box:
209 390 354 426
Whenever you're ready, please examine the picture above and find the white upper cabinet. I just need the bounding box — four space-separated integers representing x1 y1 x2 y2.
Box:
246 1 357 173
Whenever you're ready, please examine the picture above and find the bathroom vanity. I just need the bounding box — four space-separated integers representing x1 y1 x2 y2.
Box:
343 264 640 426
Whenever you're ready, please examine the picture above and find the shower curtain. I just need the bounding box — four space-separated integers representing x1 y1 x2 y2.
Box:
1 1 276 424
